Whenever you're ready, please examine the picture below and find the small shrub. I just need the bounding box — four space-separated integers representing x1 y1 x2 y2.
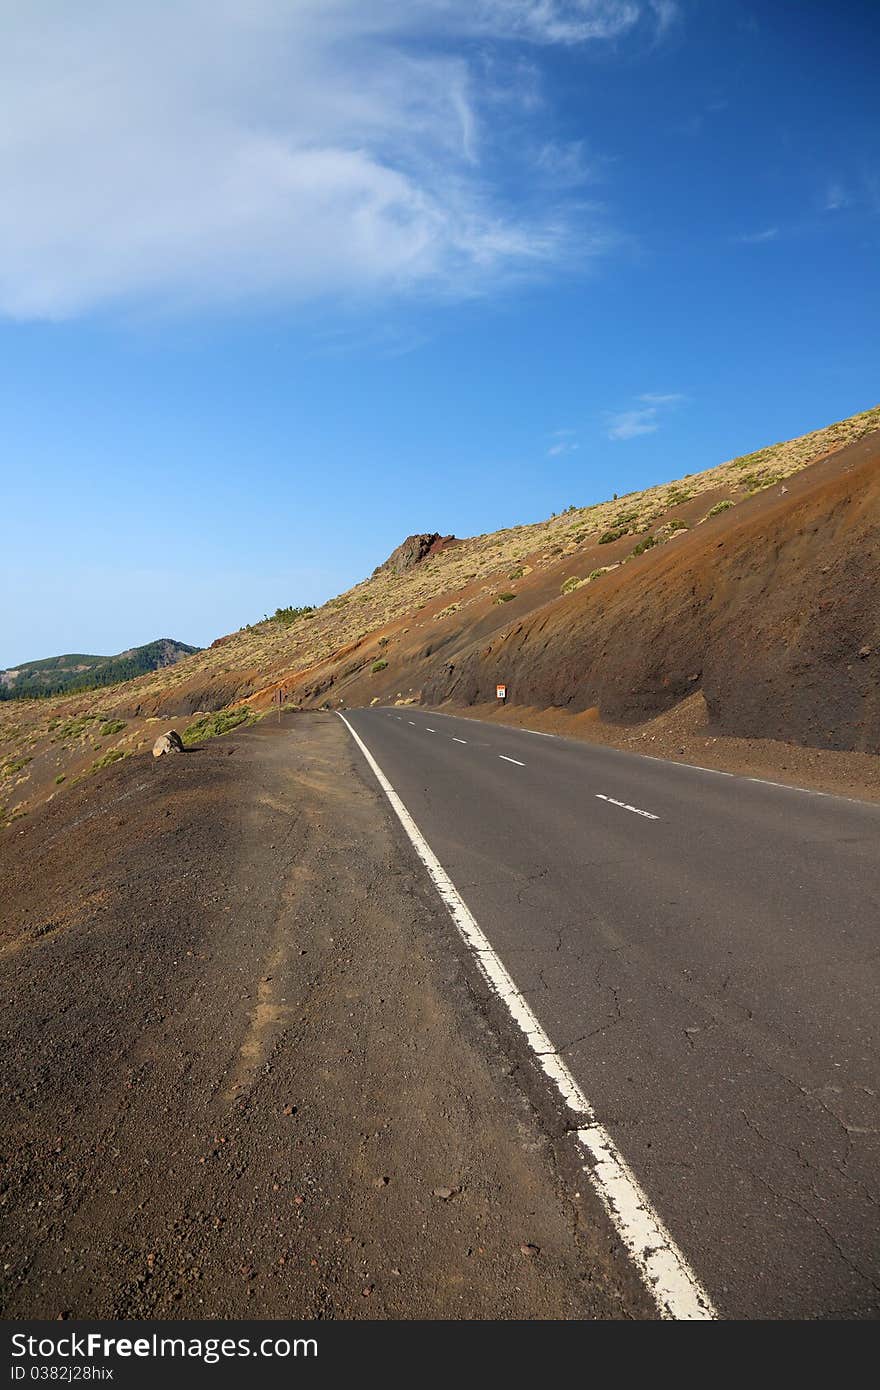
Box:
731 445 775 471
51 715 98 742
270 605 316 626
508 567 525 580
667 519 688 532
55 774 66 784
631 535 656 556
99 719 126 737
707 500 734 517
183 708 254 744
3 757 31 777
90 749 126 772
494 592 516 604
598 527 627 545
741 471 784 493
371 659 389 674
560 576 582 594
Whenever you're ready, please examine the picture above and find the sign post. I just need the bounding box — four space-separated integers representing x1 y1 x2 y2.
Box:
496 682 507 705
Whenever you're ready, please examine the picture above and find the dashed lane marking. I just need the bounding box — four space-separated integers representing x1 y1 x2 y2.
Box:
499 755 525 767
595 793 659 821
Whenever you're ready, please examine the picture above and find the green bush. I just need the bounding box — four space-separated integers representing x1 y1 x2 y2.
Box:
741 471 785 494
731 445 776 471
3 756 31 777
560 576 582 593
51 715 98 742
268 605 316 626
90 749 126 772
707 500 734 517
183 708 254 744
99 719 126 737
494 592 516 603
598 527 627 545
371 659 388 674
631 535 656 556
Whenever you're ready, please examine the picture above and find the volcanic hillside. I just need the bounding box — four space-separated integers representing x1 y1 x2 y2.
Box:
2 403 878 824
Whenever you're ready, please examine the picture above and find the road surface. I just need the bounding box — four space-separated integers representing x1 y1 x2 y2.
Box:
341 706 880 1320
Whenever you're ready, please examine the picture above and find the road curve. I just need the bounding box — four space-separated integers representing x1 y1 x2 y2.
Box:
342 705 880 1320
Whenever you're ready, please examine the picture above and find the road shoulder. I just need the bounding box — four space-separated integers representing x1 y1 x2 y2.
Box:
0 713 645 1319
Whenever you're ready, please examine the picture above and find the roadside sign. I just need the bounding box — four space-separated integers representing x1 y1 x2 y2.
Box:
496 683 507 701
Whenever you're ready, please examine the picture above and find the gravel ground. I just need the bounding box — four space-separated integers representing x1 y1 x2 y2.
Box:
0 713 646 1320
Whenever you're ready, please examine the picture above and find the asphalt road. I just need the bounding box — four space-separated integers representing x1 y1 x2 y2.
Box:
342 706 880 1320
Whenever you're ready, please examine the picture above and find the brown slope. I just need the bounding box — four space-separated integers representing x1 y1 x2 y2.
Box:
419 432 880 753
3 405 879 824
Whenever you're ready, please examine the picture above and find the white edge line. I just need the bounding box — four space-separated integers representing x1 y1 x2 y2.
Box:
499 754 526 767
642 755 733 777
338 712 715 1321
453 737 467 744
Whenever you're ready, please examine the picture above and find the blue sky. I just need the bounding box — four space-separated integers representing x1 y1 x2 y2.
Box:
1 0 878 667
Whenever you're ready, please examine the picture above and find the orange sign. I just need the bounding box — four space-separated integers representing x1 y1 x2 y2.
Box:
496 683 507 700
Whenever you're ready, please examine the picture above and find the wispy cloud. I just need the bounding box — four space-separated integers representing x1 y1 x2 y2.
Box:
546 427 579 458
606 390 684 440
607 409 660 440
823 182 849 212
734 227 779 244
639 391 684 405
0 1 674 321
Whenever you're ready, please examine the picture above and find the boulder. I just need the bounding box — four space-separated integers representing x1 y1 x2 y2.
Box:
152 730 184 758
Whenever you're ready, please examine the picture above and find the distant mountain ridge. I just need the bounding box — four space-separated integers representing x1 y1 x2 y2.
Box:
0 638 201 701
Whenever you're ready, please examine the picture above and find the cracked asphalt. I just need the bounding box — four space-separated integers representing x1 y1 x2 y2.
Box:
344 706 880 1319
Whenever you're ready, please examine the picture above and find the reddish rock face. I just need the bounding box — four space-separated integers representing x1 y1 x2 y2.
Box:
374 533 458 576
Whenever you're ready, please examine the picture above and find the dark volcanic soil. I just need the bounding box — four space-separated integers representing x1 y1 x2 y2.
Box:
419 433 880 754
0 716 644 1320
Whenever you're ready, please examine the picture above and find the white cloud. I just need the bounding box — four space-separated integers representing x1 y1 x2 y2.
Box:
546 425 579 457
639 391 684 405
823 182 848 212
734 227 779 244
0 0 670 320
607 408 659 440
606 388 684 440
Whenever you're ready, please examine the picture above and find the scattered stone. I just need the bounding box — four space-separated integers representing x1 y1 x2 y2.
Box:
520 1243 540 1258
858 645 872 658
152 730 183 758
432 1185 457 1200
